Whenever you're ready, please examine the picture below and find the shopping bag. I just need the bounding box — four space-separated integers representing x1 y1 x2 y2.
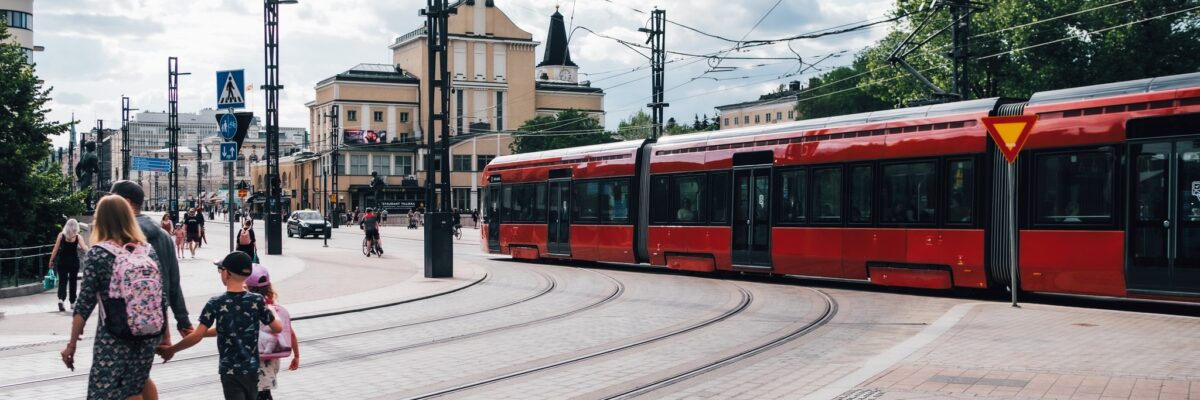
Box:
43 269 58 290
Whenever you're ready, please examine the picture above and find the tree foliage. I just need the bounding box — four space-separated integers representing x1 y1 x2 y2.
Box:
509 109 616 154
0 23 82 248
796 56 892 119
616 110 652 140
797 0 1200 115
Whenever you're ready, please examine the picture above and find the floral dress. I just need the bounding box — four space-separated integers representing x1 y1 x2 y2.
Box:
73 244 165 400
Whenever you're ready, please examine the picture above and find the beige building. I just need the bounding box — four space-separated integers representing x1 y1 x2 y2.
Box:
284 2 603 216
716 81 802 129
0 0 36 59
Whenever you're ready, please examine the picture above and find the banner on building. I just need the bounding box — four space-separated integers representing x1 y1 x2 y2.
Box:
343 129 389 145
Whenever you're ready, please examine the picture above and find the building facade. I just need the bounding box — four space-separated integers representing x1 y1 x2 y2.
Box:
0 0 35 59
716 81 802 129
288 2 603 216
108 109 307 209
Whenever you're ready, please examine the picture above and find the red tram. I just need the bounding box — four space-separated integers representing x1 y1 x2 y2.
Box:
480 72 1200 301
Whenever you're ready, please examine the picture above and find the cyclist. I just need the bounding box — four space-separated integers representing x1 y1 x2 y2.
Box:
359 207 382 253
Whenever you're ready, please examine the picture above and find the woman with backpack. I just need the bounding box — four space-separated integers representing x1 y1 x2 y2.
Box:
61 195 168 400
236 219 257 262
48 219 87 312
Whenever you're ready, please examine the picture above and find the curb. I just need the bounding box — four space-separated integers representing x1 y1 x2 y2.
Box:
0 283 47 299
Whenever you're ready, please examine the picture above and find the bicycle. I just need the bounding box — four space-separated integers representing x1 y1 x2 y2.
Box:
453 224 463 240
362 235 382 257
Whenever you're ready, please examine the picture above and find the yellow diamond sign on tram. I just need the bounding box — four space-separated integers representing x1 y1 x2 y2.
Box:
981 115 1039 163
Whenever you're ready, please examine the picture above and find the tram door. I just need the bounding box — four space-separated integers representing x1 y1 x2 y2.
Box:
486 184 501 252
1128 138 1200 293
732 168 772 267
547 179 571 255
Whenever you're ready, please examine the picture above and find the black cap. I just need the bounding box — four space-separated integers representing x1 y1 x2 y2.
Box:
109 180 145 207
215 251 254 276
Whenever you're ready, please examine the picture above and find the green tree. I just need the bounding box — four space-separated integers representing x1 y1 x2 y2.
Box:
856 0 1200 104
509 109 616 154
796 56 892 119
616 109 652 140
0 23 82 247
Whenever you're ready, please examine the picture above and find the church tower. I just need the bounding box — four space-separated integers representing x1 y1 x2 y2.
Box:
535 7 579 84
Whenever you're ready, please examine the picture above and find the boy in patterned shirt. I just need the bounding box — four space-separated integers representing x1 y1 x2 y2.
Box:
158 251 282 400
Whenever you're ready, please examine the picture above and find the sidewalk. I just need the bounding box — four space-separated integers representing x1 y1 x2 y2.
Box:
0 213 485 348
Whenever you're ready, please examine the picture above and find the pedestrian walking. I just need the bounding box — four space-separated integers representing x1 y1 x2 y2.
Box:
184 210 201 259
244 264 300 399
471 209 479 229
110 180 196 398
236 219 257 263
157 251 282 400
196 207 208 247
160 214 174 237
61 195 167 400
381 209 389 225
174 222 186 258
48 219 87 312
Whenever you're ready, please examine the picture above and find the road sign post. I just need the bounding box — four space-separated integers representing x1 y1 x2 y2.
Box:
981 115 1038 308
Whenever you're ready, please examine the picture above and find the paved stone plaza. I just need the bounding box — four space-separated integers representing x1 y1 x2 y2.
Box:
0 216 1196 399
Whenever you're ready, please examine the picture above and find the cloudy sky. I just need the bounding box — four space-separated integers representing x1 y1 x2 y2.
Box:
33 0 895 148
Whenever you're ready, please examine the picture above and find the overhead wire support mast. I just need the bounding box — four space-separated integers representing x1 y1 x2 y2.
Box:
121 96 131 181
886 0 983 102
419 0 458 278
168 56 181 222
262 0 297 256
639 9 667 139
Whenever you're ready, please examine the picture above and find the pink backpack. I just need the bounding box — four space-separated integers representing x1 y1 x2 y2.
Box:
95 242 165 340
258 303 293 360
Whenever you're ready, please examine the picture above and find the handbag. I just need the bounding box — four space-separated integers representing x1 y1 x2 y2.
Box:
43 269 58 290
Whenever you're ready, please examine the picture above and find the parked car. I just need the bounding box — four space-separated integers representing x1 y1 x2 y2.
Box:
287 210 331 239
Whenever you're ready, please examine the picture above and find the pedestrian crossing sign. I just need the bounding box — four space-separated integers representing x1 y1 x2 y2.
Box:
216 70 245 110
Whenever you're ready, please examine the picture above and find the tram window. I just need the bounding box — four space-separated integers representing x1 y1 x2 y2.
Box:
881 162 936 224
532 184 547 222
778 169 808 223
574 181 600 222
709 172 730 224
1034 150 1114 225
848 166 873 223
813 167 842 223
650 176 671 223
674 176 705 223
600 179 631 223
946 159 974 224
500 184 547 223
501 186 514 221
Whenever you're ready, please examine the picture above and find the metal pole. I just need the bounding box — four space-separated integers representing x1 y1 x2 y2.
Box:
229 159 235 252
96 120 104 191
197 141 203 201
644 9 668 139
329 104 340 228
263 0 289 255
1008 161 1019 307
168 57 180 222
121 97 131 180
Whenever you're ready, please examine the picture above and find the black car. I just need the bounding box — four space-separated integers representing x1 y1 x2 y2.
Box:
287 210 331 238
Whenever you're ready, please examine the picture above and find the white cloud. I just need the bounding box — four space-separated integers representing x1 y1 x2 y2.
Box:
36 0 894 148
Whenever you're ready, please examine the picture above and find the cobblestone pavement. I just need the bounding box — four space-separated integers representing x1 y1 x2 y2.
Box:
3 222 1199 400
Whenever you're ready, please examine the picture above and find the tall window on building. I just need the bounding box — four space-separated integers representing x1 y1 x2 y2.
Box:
744 116 749 124
372 155 390 176
350 155 368 175
373 111 383 122
453 155 473 171
237 157 246 177
496 92 505 131
788 110 795 120
394 155 413 176
755 115 761 124
400 112 409 123
453 188 471 211
765 113 771 123
456 90 464 135
347 110 357 122
334 154 344 176
476 155 495 171
776 111 783 121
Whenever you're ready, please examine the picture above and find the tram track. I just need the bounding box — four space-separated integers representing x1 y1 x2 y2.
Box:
403 283 754 400
604 288 838 399
0 267 552 391
140 268 626 397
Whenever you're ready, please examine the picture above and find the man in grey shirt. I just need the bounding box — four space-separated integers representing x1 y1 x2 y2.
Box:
109 181 192 334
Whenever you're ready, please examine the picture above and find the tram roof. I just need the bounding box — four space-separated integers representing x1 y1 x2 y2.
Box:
1027 71 1200 106
489 139 645 166
656 97 1002 146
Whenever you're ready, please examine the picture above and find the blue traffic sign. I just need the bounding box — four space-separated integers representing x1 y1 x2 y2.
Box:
219 113 238 140
131 156 172 172
220 142 238 162
216 70 245 110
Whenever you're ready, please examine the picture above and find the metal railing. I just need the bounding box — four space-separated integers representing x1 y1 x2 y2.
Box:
0 244 55 289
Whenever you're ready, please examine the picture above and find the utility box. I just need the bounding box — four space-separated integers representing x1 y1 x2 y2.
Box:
423 211 455 278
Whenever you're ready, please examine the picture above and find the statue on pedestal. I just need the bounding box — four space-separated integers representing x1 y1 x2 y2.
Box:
74 141 100 210
370 171 385 210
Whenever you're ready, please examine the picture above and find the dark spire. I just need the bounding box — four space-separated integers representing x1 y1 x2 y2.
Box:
538 8 576 67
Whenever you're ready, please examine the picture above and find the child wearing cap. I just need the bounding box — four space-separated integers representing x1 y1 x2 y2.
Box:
245 264 299 400
157 251 282 400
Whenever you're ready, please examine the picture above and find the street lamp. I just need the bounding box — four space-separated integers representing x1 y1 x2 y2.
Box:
168 56 191 222
263 0 299 255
